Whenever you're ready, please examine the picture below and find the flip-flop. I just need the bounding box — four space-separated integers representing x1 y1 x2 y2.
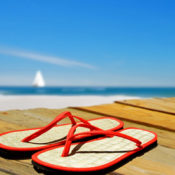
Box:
0 111 123 152
32 123 157 173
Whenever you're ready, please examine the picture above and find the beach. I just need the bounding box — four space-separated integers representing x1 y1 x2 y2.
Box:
0 86 175 111
0 1 174 174
0 95 140 111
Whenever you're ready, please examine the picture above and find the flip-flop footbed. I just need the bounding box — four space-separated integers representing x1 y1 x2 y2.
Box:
32 127 157 172
0 117 123 151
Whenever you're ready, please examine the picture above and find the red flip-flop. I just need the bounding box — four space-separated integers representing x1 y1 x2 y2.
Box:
32 123 157 173
0 111 123 152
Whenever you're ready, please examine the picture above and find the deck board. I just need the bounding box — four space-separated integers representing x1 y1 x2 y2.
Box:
72 103 175 132
115 98 175 115
161 97 175 102
0 99 175 175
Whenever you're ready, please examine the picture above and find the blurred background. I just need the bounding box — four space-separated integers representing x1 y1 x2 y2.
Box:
0 0 175 100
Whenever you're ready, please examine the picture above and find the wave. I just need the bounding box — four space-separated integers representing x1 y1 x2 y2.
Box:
0 86 175 97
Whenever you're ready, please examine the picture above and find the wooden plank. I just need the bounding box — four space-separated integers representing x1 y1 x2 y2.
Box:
0 108 105 175
0 157 42 175
1 108 175 148
0 107 175 175
115 98 175 115
0 108 99 129
116 145 175 175
159 97 175 102
72 103 175 132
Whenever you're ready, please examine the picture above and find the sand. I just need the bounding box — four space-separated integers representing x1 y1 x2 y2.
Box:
0 95 140 111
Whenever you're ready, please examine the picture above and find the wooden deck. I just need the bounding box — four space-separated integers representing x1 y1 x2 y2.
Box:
0 98 175 175
115 97 175 115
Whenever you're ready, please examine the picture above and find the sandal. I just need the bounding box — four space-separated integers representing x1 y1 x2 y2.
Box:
32 123 157 173
0 111 123 152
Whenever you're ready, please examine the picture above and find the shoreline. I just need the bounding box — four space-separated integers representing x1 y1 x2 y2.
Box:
0 95 140 111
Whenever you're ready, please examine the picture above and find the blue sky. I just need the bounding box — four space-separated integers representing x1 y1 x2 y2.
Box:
0 0 175 86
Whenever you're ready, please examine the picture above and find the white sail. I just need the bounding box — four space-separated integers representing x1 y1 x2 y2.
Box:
32 71 45 87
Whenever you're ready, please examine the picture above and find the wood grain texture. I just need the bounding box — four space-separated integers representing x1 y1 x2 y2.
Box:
0 157 40 175
72 103 175 132
161 97 175 102
0 104 175 175
116 145 175 175
115 98 175 115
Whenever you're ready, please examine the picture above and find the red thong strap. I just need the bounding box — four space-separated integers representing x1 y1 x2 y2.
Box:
22 111 99 142
62 122 104 157
62 128 142 157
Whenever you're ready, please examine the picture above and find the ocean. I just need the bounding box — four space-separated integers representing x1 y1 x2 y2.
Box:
0 86 175 98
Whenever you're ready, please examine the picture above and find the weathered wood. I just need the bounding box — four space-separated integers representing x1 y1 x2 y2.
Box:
161 97 175 102
72 103 175 132
121 120 175 149
0 103 175 175
0 157 41 175
0 109 104 175
115 98 175 115
0 108 99 130
116 145 175 175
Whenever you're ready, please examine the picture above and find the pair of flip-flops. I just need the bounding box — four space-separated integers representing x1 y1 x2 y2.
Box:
0 111 157 173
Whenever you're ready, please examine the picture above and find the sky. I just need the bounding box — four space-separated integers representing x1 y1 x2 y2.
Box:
0 0 175 86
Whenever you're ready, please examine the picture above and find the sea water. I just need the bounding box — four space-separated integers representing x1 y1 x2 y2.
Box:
0 86 175 98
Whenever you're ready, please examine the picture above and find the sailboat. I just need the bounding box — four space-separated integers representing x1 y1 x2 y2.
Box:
32 71 45 87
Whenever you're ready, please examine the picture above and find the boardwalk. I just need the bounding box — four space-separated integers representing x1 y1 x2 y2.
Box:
0 98 175 175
